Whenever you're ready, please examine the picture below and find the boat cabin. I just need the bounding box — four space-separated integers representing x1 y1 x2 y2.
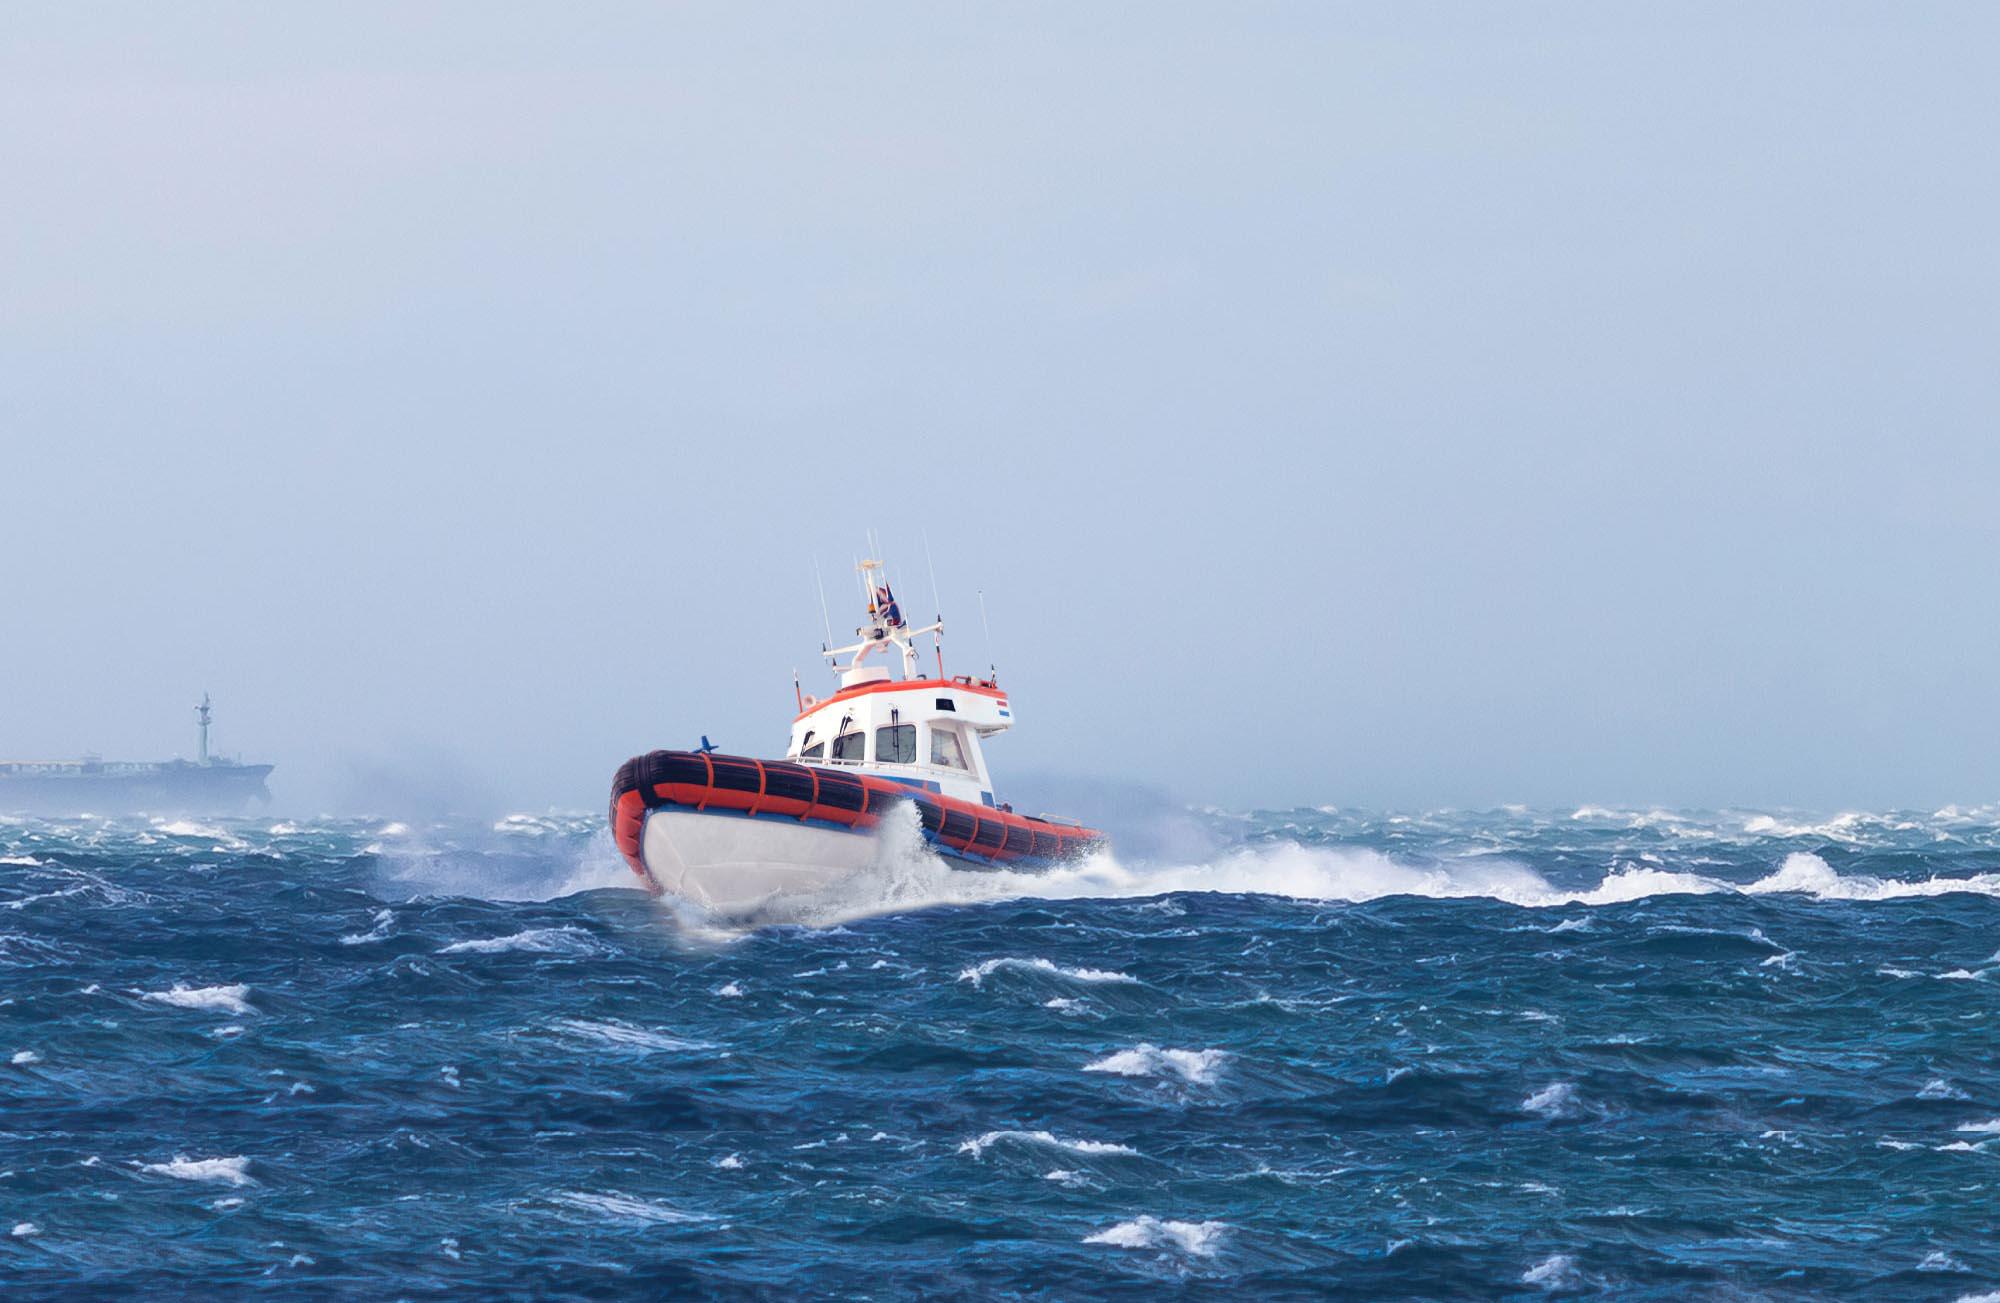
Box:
786 560 1013 807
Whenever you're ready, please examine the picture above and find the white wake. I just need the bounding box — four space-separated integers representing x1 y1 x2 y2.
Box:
695 802 2000 928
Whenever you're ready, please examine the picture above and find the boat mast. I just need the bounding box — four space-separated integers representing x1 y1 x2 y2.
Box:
823 559 943 683
196 693 212 766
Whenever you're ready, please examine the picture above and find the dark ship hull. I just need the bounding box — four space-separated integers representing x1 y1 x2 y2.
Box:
0 762 274 815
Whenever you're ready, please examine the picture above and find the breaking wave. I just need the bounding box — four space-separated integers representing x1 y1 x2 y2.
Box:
141 1155 254 1186
142 984 255 1016
957 1131 1139 1160
1084 1044 1228 1086
1084 1216 1227 1256
439 926 600 956
695 805 2000 927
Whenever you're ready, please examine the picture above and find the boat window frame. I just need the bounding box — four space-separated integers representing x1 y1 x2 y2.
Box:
875 723 917 765
831 731 867 763
929 723 970 770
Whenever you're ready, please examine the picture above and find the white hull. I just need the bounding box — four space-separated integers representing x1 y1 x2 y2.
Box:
640 810 881 912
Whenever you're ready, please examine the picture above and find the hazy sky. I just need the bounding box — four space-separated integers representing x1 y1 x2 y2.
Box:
4 4 1996 814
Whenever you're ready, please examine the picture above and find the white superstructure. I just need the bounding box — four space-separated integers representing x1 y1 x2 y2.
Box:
785 559 1014 808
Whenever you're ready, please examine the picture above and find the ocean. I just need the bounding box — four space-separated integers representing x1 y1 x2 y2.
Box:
2 803 1997 1298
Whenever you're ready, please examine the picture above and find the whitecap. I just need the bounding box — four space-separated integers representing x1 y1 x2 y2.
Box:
142 984 254 1016
142 1155 254 1186
0 855 42 867
1523 1253 1578 1287
1746 852 2000 902
1084 1216 1225 1256
339 909 395 946
1919 1250 1968 1273
11 1049 40 1065
439 927 597 956
11 1222 38 1237
1918 1079 1969 1101
1084 1044 1227 1086
714 1154 744 1170
957 1130 1138 1160
1954 1119 2000 1134
1522 1082 1579 1116
550 1019 716 1054
714 982 744 998
957 957 1138 988
549 1190 708 1224
152 819 245 847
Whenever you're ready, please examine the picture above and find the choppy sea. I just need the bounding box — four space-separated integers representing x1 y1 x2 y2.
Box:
3 803 1999 1298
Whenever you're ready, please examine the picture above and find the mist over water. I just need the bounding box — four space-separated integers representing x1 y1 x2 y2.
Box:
3 800 1999 1294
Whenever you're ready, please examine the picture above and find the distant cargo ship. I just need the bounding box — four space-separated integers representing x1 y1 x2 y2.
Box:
0 695 273 814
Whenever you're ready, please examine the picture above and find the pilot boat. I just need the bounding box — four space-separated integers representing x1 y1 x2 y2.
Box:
609 560 1105 911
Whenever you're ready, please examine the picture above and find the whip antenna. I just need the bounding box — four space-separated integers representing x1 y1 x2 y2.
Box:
813 556 835 654
924 529 944 674
978 588 995 676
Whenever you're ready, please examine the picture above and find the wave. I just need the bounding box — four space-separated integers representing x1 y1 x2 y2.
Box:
1522 1082 1580 1117
1084 1044 1227 1086
151 819 247 848
141 1155 254 1186
956 1130 1138 1160
439 927 599 956
379 828 634 903
339 909 395 946
1083 1216 1226 1256
957 957 1138 988
729 815 2000 925
1524 1253 1580 1288
549 1019 716 1054
142 984 254 1016
548 1190 709 1224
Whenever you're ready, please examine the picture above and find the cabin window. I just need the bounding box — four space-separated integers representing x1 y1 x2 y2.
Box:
875 724 917 764
802 743 825 760
832 731 867 762
935 697 956 711
800 729 816 751
930 726 969 770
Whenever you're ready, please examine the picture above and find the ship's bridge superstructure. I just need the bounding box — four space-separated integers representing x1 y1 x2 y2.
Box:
785 560 1012 807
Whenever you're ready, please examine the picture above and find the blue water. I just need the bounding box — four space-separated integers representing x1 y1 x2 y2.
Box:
3 805 1999 1297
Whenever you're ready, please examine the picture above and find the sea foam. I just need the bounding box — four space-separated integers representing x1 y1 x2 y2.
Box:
1084 1044 1227 1086
142 1155 254 1186
143 984 254 1016
957 1130 1138 1160
1084 1216 1226 1256
439 927 598 956
957 957 1138 988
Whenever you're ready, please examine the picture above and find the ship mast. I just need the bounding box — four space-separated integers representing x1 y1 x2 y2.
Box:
823 559 943 683
196 693 212 766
